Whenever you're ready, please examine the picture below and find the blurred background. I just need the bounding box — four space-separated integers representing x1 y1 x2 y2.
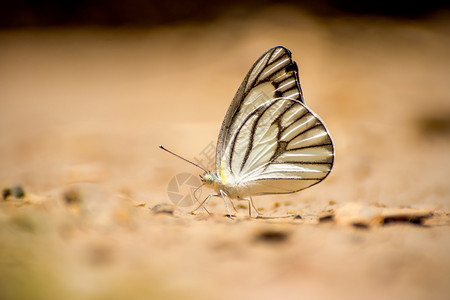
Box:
1 0 449 27
1 1 450 300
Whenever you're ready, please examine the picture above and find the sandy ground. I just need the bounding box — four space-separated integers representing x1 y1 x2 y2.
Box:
1 6 450 300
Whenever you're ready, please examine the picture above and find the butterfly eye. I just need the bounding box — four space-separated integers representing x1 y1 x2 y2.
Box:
201 173 212 184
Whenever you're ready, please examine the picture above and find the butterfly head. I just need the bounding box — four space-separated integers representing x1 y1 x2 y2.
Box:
200 171 219 185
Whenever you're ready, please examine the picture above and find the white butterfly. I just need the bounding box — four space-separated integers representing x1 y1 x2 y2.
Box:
161 46 334 216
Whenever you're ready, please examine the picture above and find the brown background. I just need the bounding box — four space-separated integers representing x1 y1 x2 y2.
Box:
1 2 450 300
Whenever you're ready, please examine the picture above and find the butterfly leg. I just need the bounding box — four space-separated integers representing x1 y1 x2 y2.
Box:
219 190 235 218
240 197 261 217
191 194 215 215
226 193 238 214
248 196 261 217
192 184 211 215
192 184 203 201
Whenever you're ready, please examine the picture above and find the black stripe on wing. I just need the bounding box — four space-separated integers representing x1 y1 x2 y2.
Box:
229 98 288 174
245 47 303 102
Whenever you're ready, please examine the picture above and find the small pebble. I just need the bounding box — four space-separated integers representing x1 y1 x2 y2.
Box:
151 204 174 215
254 229 289 243
2 185 25 200
63 188 82 205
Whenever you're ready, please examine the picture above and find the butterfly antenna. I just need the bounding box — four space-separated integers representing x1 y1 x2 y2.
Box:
159 145 208 172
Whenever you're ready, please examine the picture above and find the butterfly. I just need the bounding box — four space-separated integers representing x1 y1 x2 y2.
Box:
161 46 334 216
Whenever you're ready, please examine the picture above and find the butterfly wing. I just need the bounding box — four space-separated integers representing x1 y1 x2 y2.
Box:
216 46 303 173
216 46 334 196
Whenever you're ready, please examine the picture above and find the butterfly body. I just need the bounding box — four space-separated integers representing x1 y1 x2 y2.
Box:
201 171 246 199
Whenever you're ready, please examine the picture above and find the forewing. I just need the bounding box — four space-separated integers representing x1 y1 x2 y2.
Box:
228 98 334 195
216 46 303 173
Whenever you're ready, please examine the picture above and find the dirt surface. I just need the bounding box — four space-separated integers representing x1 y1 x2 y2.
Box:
1 7 450 300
